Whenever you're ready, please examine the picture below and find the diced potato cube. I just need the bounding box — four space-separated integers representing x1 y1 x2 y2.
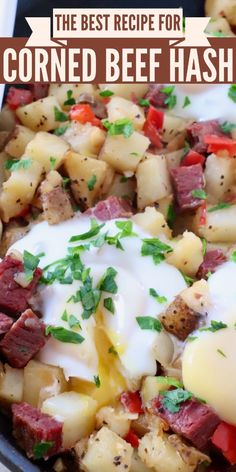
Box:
0 157 43 222
195 204 236 243
23 360 67 408
167 231 203 277
64 150 109 207
107 174 135 201
99 132 150 173
131 451 154 472
5 125 36 159
16 96 63 132
41 391 97 449
25 131 69 172
205 153 236 201
0 363 24 405
48 84 96 108
63 121 105 158
136 154 171 210
81 426 133 472
157 195 174 219
96 406 135 437
107 97 145 131
181 280 210 316
162 114 187 144
166 149 184 170
133 207 171 238
99 84 148 100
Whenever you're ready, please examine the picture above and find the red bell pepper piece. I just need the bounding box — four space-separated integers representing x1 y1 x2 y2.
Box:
6 87 33 110
204 134 236 157
124 429 139 448
143 106 164 148
146 106 164 130
211 421 236 465
181 150 205 167
120 391 143 414
69 104 101 127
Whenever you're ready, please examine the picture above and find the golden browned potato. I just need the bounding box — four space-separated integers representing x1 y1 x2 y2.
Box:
5 125 35 158
160 295 200 341
168 434 210 469
0 221 29 257
40 171 74 224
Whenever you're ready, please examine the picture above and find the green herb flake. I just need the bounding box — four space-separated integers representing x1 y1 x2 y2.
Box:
138 98 150 107
99 89 114 97
200 320 227 333
220 121 236 134
191 189 207 200
160 86 177 110
98 267 118 294
94 375 101 388
115 220 137 238
5 158 32 172
104 297 115 314
217 348 227 358
201 238 207 256
157 376 183 388
102 118 134 138
136 316 162 332
141 238 173 265
228 85 236 103
208 202 232 212
49 156 57 170
68 314 81 329
167 203 176 229
54 124 69 136
160 388 193 413
130 152 139 156
70 219 105 242
87 175 97 191
62 177 71 189
54 106 68 122
181 271 195 286
61 310 68 322
46 326 84 344
183 96 191 108
149 288 167 304
120 176 129 183
23 250 40 282
231 251 236 262
187 336 198 342
206 271 212 279
108 345 118 355
33 441 54 460
64 89 76 106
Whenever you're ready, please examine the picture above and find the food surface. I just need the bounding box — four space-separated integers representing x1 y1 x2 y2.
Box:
1 56 236 470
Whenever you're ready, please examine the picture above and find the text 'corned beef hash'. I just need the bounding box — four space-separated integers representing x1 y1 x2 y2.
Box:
1 77 236 472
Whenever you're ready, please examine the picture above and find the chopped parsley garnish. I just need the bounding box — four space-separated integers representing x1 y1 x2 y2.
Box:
130 152 139 156
228 85 236 103
33 441 54 460
183 96 191 108
160 85 177 110
217 348 227 358
46 326 84 344
208 202 232 212
206 271 212 279
23 250 40 282
160 388 192 413
141 238 173 264
54 106 68 122
231 251 236 262
200 320 227 333
138 98 150 107
136 316 162 332
99 89 114 97
69 219 105 242
94 375 101 387
149 288 167 304
167 203 176 228
187 335 198 342
181 271 195 286
79 283 101 320
87 175 97 191
221 121 236 134
54 125 69 136
64 90 76 106
62 177 71 189
98 267 118 294
61 309 68 322
102 118 134 138
104 297 115 314
108 345 118 355
5 158 32 171
191 189 207 200
49 156 57 170
115 220 137 238
201 238 207 256
157 376 183 388
68 315 81 329
105 234 124 251
120 176 129 183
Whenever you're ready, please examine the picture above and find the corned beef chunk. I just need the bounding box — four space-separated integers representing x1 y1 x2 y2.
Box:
86 196 133 221
28 84 49 101
0 313 13 336
171 164 204 211
187 120 223 154
0 256 42 315
152 396 220 450
0 309 47 368
197 250 227 279
144 84 168 108
12 402 63 460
